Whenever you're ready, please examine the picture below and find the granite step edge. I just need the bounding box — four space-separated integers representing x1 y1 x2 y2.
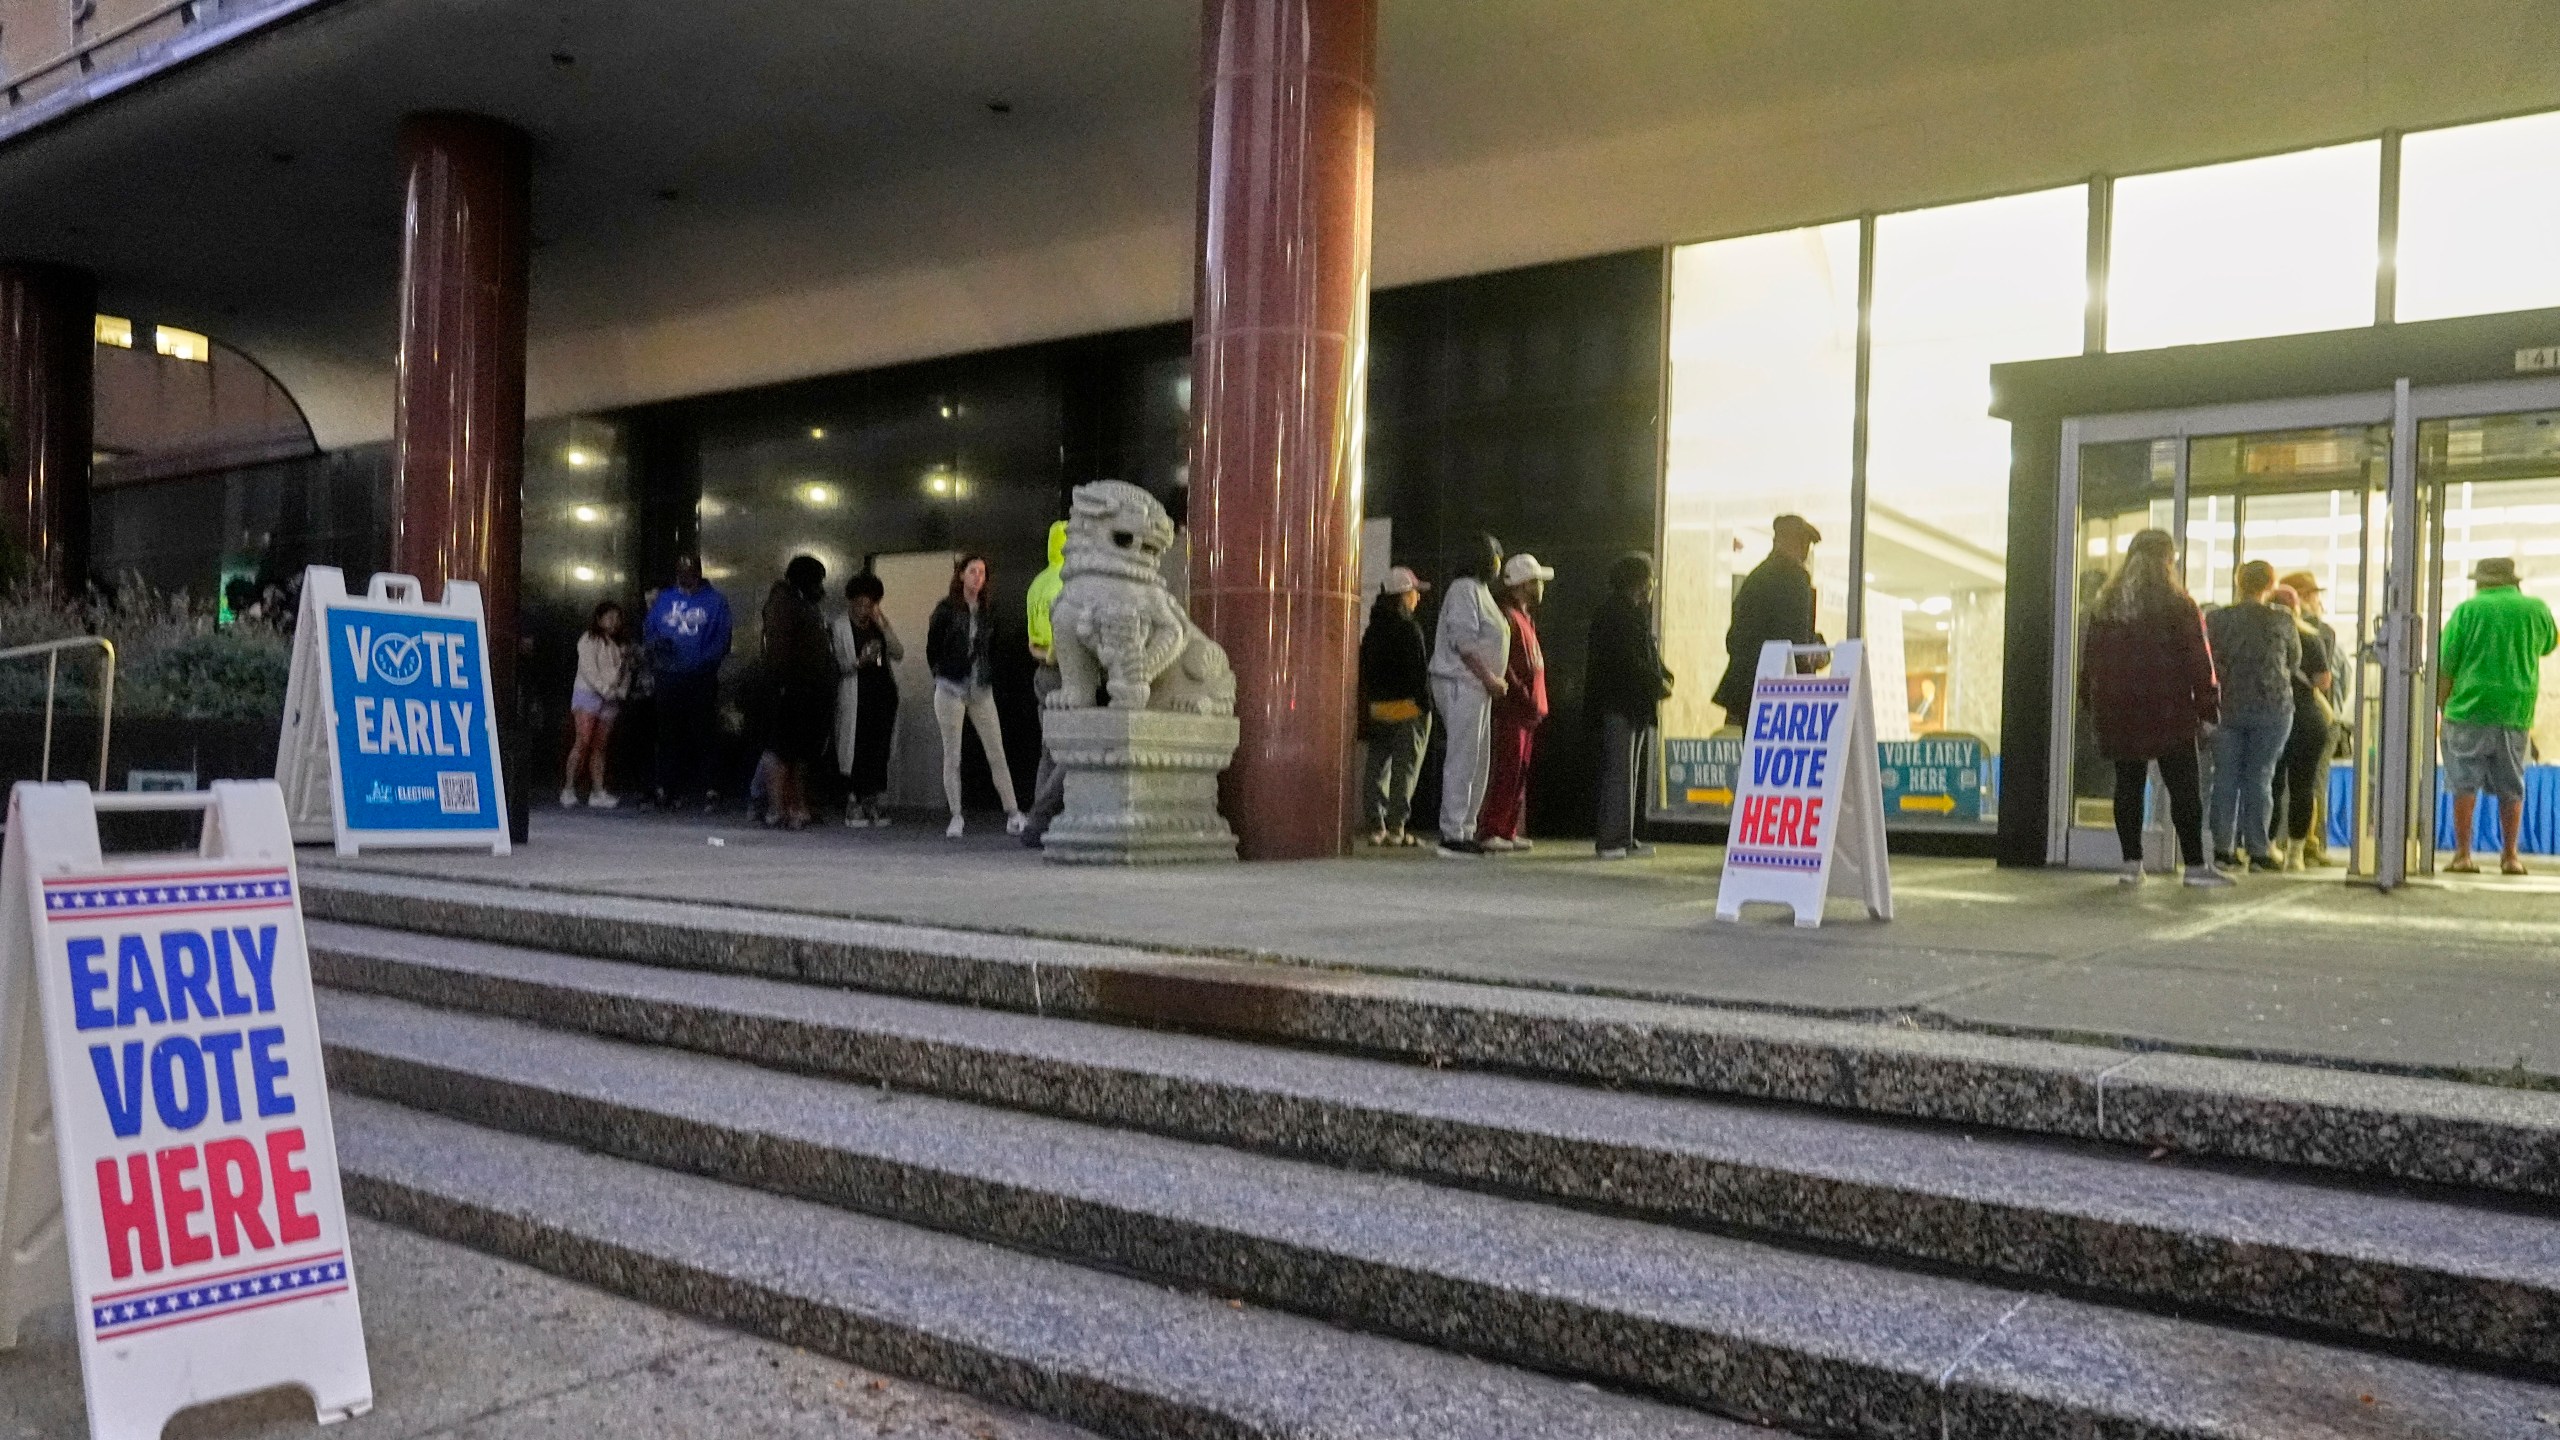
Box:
308 942 2560 1373
315 1003 2560 1440
297 892 2560 1201
334 1096 1778 1440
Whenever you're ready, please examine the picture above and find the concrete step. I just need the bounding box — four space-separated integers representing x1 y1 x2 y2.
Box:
331 1096 1773 1440
311 920 2560 1374
315 989 2560 1439
301 872 2560 1199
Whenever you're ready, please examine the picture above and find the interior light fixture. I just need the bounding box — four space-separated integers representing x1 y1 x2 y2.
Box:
808 427 827 440
564 447 599 469
94 314 133 349
572 564 598 582
1919 595 1954 615
798 482 836 507
153 326 210 363
572 504 601 524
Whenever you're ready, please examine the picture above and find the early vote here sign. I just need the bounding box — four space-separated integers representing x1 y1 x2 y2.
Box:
1726 678 1852 872
49 871 347 1323
326 606 494 832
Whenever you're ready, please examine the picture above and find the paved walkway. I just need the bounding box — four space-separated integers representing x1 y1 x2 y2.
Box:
0 1219 1093 1440
318 808 2560 1088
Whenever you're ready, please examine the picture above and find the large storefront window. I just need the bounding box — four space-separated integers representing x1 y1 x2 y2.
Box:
2397 110 2560 323
2106 142 2379 352
1659 222 1859 746
1867 186 2086 760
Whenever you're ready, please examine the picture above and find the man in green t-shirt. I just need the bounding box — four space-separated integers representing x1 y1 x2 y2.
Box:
2437 556 2558 874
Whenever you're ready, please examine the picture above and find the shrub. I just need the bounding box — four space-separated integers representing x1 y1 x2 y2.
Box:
0 578 290 721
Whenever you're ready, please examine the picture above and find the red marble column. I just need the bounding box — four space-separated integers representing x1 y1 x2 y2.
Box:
393 112 531 710
1189 0 1376 861
0 262 96 591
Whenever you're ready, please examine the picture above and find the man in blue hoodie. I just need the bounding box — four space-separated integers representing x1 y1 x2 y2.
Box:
644 554 733 809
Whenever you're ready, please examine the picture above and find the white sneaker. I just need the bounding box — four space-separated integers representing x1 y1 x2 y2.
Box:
1480 836 1516 853
2183 864 2236 889
1509 838 1535 853
2118 863 2145 887
559 787 579 809
587 791 620 810
945 815 966 838
1004 811 1030 836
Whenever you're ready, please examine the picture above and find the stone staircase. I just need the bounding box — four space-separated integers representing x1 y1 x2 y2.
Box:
300 871 2560 1439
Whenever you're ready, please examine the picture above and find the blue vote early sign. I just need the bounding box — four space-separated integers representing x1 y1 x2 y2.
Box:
275 568 511 854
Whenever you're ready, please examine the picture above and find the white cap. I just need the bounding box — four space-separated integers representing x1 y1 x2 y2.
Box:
1381 565 1428 595
1501 553 1555 587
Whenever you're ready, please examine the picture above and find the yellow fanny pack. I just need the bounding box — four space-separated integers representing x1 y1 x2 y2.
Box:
1368 699 1424 724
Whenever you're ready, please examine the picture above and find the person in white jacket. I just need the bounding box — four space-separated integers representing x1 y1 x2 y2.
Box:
564 599 633 809
1429 535 1510 858
830 573 905 826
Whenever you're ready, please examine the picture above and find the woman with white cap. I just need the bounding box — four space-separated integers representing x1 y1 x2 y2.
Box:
1359 565 1434 845
1430 535 1510 858
1476 552 1554 852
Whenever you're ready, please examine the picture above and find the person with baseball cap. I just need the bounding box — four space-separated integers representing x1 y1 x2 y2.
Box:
1476 552 1555 852
2438 555 2557 874
1711 514 1824 725
1430 535 1512 857
1359 566 1434 846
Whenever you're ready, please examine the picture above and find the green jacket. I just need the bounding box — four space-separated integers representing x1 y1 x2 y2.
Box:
1026 521 1067 654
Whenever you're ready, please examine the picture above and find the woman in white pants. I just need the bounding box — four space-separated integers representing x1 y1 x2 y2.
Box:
924 554 1026 837
1429 535 1511 857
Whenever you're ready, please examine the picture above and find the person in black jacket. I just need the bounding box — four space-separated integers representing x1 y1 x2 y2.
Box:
1710 513 1822 723
925 554 1025 838
1359 566 1434 846
756 554 834 830
1588 552 1673 858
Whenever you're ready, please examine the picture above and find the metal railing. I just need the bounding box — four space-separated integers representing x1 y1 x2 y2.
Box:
0 636 116 788
5 0 234 107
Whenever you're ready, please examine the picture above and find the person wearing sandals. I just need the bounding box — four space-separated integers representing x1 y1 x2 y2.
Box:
831 572 903 827
1359 566 1433 846
2439 555 2556 875
2079 529 2232 888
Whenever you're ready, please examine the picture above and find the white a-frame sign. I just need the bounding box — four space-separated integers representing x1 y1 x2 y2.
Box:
278 566 510 855
1713 639 1894 928
0 781 372 1438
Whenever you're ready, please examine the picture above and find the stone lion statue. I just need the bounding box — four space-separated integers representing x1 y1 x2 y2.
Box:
1046 480 1236 716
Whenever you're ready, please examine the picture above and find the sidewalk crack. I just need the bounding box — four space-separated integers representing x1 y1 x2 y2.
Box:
1937 1296 2033 1440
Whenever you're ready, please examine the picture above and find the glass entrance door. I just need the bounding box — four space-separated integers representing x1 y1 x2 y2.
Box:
2055 395 2396 874
2056 377 2560 885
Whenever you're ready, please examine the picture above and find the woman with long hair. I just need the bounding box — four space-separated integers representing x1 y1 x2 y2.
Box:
563 599 631 808
2265 584 2335 870
832 571 904 826
924 553 1026 837
2077 529 2231 886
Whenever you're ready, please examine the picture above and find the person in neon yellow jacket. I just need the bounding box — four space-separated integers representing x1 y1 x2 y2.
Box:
1022 520 1070 843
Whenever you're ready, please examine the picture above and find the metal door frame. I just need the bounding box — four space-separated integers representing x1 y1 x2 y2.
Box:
2053 375 2560 880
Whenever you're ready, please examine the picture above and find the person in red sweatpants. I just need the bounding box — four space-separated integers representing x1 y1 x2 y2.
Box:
1477 552 1553 852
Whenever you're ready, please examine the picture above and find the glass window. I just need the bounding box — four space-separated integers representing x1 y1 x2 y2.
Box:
1867 185 2086 759
94 314 132 349
2397 111 2560 323
1659 221 1859 750
2106 141 2380 352
153 325 210 363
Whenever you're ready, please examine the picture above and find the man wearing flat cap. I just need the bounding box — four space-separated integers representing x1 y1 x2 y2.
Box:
2438 555 2557 874
1711 513 1825 725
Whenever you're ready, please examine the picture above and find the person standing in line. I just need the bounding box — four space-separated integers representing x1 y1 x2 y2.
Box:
2438 555 2557 875
1359 566 1433 846
1711 514 1823 727
2079 529 2231 888
1021 520 1070 847
562 599 632 810
2264 584 2335 871
831 572 903 827
1429 535 1510 859
926 553 1027 838
1587 552 1673 860
1476 553 1554 853
643 555 733 811
755 555 833 831
2204 559 2300 873
2277 570 2346 867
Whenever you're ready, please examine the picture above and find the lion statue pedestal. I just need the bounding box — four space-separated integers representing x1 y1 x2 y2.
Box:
1041 479 1240 865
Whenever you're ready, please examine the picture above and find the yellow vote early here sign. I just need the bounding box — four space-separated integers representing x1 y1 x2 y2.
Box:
0 780 371 1439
